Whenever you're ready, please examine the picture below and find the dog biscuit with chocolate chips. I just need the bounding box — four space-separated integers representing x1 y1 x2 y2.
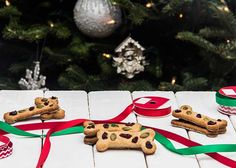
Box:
83 121 142 145
35 96 59 106
96 129 156 155
35 96 65 121
171 105 227 137
4 102 59 124
172 105 227 132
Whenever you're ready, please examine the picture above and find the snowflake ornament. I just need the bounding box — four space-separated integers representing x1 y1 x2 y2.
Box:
18 61 48 91
113 37 148 78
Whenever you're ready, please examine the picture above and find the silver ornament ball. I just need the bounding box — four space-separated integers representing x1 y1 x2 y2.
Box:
73 0 122 38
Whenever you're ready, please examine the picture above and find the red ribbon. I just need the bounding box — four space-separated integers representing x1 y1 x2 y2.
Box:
1 96 236 167
0 135 13 159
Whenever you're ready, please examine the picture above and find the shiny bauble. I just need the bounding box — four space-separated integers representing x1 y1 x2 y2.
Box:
73 0 122 38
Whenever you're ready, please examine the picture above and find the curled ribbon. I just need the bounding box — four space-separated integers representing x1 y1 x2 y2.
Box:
216 92 236 107
0 135 13 159
0 96 236 167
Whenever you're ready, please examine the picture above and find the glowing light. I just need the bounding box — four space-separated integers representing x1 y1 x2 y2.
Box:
227 39 230 43
107 19 116 25
5 0 10 6
171 76 176 85
223 6 229 12
179 13 183 19
49 22 54 28
103 53 111 59
146 2 154 8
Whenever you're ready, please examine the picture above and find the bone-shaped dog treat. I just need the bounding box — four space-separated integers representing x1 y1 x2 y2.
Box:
171 105 227 136
83 121 143 145
4 101 59 124
35 96 58 106
96 129 156 155
35 97 65 121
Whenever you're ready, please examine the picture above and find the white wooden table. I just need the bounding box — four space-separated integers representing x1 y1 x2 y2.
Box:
0 90 236 168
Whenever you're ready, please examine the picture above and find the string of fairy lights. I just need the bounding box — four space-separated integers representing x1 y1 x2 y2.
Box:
3 0 234 84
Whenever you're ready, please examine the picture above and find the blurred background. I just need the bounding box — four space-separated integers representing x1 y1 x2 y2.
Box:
0 0 235 91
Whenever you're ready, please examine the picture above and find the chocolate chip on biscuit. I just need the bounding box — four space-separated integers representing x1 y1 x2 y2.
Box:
196 114 202 118
131 137 138 143
207 121 216 125
146 141 153 149
119 133 132 139
102 132 108 139
29 107 35 111
103 123 109 129
9 111 17 116
44 102 49 106
87 125 95 129
174 109 181 113
125 122 135 126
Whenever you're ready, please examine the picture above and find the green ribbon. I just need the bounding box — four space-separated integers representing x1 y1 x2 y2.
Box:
216 92 236 107
155 131 236 155
0 121 84 138
1 121 236 155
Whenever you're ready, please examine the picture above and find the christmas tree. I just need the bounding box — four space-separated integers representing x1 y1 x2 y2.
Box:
0 0 235 91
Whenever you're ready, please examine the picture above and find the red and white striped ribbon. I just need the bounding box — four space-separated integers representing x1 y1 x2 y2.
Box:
0 135 13 159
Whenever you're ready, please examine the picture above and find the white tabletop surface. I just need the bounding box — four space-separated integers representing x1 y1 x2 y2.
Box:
0 90 235 168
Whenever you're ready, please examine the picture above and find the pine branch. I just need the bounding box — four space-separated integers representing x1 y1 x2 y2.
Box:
176 31 217 53
3 18 49 41
50 23 71 39
208 1 236 35
161 0 191 15
199 27 230 38
113 0 148 25
0 6 21 17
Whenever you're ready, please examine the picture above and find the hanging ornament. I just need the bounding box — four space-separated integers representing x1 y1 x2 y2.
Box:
73 0 122 38
18 61 48 91
113 37 148 79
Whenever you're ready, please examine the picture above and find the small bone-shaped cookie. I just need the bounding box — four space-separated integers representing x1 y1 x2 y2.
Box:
172 105 227 132
35 96 58 106
35 97 65 120
96 129 156 155
4 102 59 124
83 121 142 137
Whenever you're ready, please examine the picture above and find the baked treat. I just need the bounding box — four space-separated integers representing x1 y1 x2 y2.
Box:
40 109 65 120
4 102 59 124
35 96 58 106
35 97 65 120
171 105 227 137
96 129 156 155
83 121 142 145
84 136 99 145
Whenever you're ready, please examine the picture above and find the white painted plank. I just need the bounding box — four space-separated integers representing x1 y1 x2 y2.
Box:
0 90 43 168
132 91 199 168
176 91 236 168
230 115 236 132
43 91 94 168
88 91 147 168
